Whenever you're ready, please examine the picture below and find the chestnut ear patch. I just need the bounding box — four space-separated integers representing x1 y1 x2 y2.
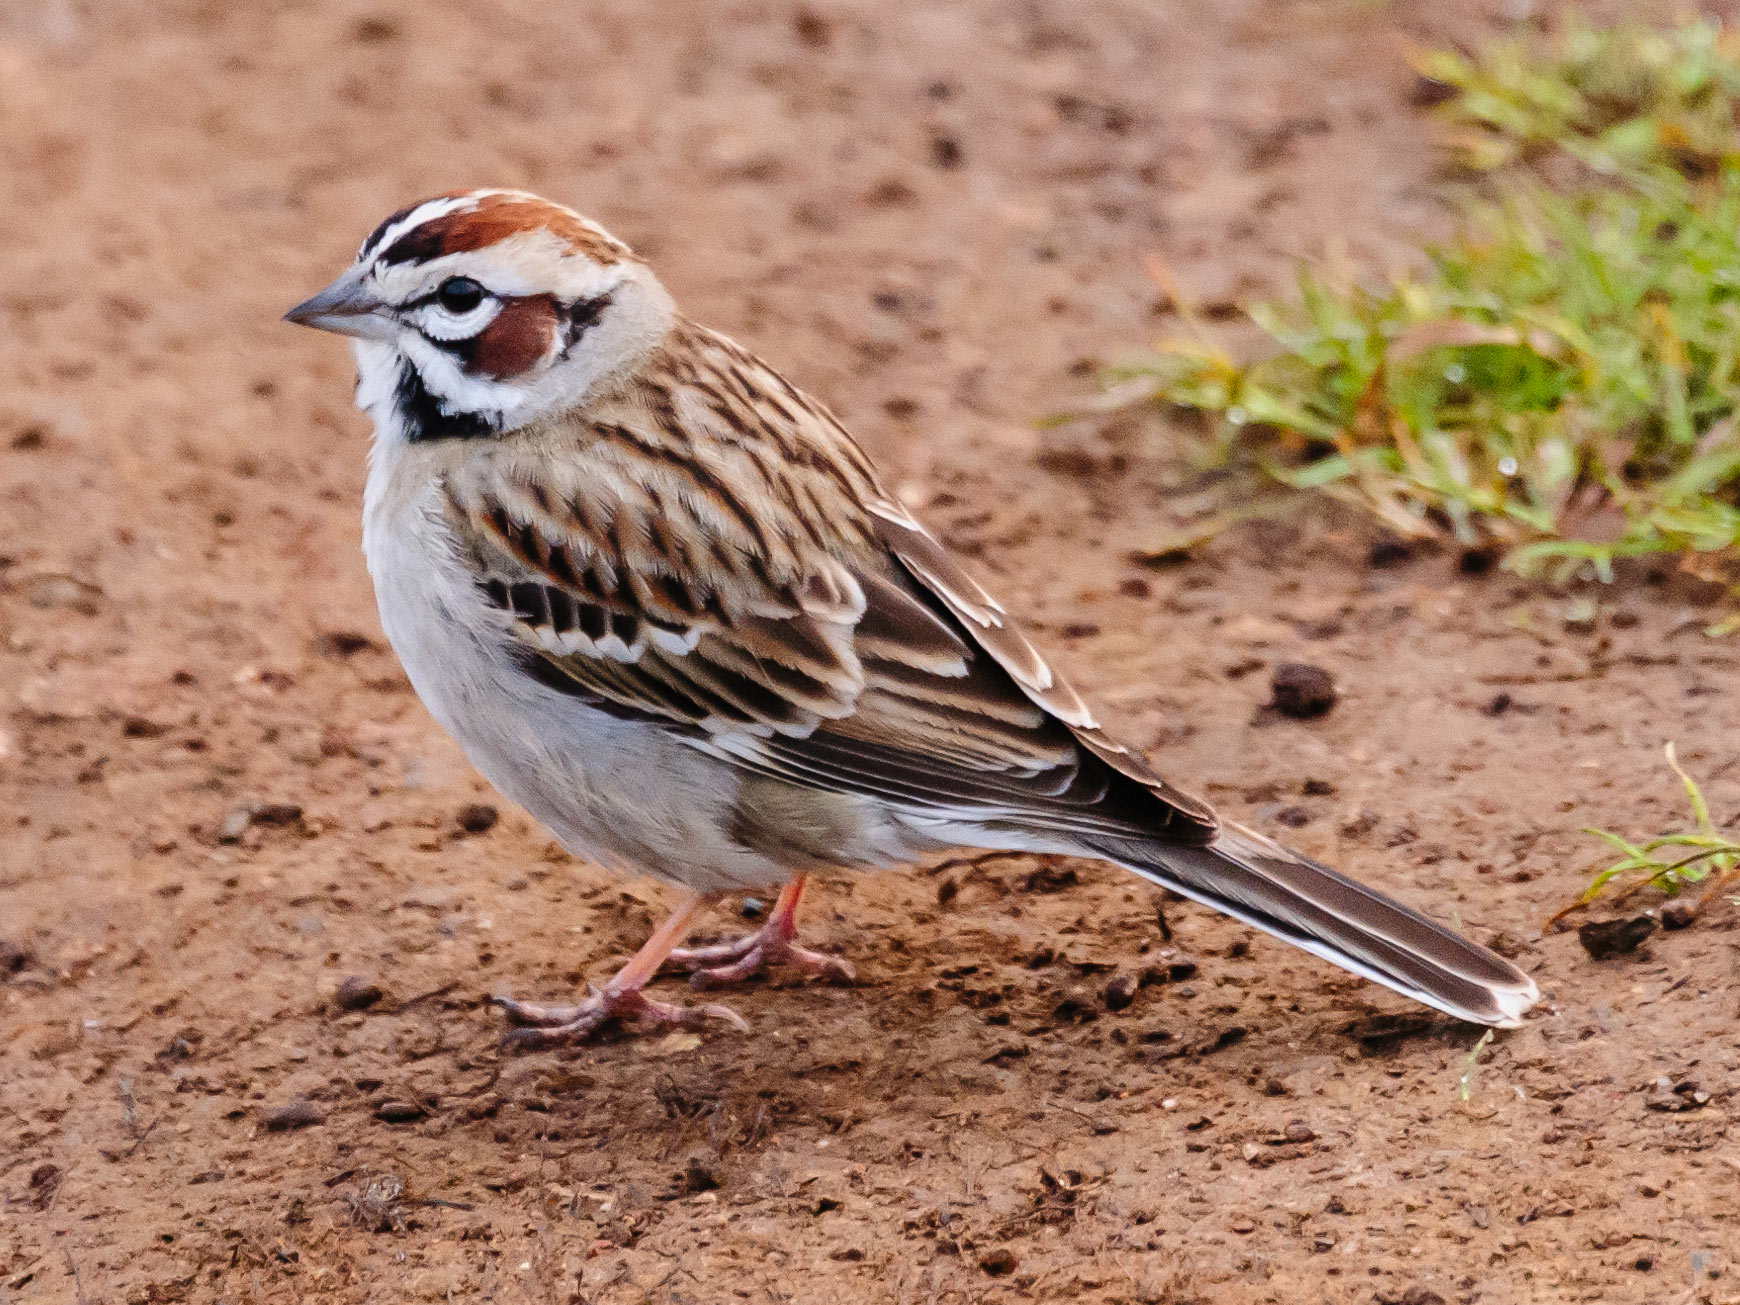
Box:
461 294 559 379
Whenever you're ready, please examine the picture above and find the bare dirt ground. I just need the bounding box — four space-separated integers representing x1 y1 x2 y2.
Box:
3 1 1738 1301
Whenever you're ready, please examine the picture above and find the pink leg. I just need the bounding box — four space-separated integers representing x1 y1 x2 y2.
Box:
491 890 749 1049
665 876 855 990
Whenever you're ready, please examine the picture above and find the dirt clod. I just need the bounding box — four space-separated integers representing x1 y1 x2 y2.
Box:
978 1247 1019 1276
1659 902 1697 930
1577 915 1657 960
683 1151 722 1192
1270 663 1337 718
456 803 499 835
334 976 385 1011
261 1100 325 1131
1103 973 1137 1011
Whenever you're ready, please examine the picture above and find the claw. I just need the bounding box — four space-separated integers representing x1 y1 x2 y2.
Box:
665 875 854 988
491 985 746 1050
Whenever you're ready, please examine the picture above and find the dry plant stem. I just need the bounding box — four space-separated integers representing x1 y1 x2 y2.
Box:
1548 844 1740 929
1687 861 1740 918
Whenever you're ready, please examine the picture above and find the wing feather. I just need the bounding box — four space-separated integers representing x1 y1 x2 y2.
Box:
443 319 1217 843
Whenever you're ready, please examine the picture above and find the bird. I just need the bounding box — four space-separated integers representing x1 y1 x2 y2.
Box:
285 189 1539 1049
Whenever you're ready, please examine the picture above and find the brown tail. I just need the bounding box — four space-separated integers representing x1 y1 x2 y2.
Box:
1086 821 1539 1027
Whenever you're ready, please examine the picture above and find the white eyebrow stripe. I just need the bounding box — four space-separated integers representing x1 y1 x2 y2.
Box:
359 194 485 263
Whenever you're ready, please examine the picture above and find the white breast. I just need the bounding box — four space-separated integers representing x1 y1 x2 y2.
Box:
358 427 793 895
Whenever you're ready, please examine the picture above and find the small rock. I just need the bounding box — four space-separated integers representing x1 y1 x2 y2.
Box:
1283 1120 1316 1144
1270 663 1336 719
740 896 766 918
374 1099 427 1123
334 976 385 1011
1301 778 1337 796
261 1100 324 1131
682 1151 721 1193
978 1247 1019 1276
1660 902 1697 930
1577 915 1657 960
1103 974 1137 1012
1274 805 1312 828
1644 1077 1709 1112
456 803 499 835
935 878 959 907
252 802 304 827
216 806 255 843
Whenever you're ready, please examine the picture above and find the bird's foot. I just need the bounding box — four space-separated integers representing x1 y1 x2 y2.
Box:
490 984 747 1050
666 925 855 990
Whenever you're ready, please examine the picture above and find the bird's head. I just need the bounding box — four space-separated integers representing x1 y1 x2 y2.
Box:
286 189 673 441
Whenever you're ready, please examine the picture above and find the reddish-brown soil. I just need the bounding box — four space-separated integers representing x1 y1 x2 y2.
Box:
4 2 1738 1302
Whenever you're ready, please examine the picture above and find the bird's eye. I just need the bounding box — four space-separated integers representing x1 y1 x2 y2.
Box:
436 276 486 313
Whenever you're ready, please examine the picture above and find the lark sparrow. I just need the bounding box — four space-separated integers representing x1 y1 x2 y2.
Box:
286 190 1538 1048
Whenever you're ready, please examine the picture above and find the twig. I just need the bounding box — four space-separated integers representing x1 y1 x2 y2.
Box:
123 1117 160 1158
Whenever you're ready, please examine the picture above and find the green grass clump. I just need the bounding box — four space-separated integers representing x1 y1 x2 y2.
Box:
1112 20 1740 622
1574 743 1740 918
1417 18 1740 180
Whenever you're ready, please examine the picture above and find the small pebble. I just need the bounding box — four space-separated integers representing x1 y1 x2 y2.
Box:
252 802 303 827
1283 1120 1316 1143
1270 663 1337 719
978 1247 1019 1277
374 1099 427 1123
683 1151 721 1192
1660 902 1697 930
456 803 499 834
741 897 766 919
334 976 386 1011
261 1100 324 1131
1103 974 1137 1012
216 806 255 843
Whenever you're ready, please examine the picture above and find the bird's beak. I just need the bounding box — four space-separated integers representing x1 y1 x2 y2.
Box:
283 269 398 340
